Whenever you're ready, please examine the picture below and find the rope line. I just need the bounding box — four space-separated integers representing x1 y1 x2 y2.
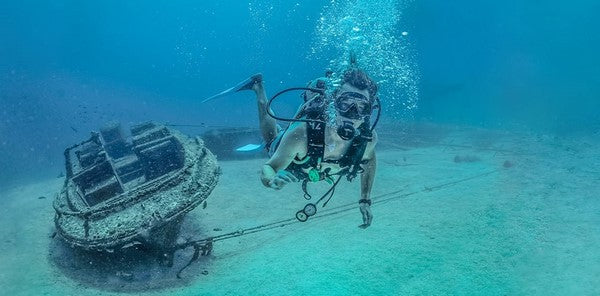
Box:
176 169 499 248
174 169 500 277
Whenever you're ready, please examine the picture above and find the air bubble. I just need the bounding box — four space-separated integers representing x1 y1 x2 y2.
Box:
310 0 420 122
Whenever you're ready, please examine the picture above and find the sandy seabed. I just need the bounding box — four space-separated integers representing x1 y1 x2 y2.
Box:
1 124 599 296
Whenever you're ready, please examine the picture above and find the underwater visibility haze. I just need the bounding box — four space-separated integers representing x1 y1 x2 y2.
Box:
1 0 600 295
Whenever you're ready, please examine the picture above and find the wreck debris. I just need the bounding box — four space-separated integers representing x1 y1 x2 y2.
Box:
53 122 220 257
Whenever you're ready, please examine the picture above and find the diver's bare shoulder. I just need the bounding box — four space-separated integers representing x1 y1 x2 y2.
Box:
282 122 308 159
265 122 308 171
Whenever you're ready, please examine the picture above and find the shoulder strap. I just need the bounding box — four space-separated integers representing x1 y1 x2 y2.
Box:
284 112 325 180
305 118 325 168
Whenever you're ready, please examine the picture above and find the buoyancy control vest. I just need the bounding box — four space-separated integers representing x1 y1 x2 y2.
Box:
283 94 373 184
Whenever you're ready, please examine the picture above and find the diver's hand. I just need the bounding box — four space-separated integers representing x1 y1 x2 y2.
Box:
268 170 298 190
358 199 373 229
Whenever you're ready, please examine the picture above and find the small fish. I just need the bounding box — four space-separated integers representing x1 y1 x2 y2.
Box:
454 155 481 163
70 126 78 133
38 196 46 200
503 160 514 168
115 271 134 281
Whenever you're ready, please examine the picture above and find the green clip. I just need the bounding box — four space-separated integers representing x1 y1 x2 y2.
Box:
308 168 320 183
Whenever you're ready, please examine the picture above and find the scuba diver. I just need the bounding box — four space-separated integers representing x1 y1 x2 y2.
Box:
204 59 380 228
255 65 379 228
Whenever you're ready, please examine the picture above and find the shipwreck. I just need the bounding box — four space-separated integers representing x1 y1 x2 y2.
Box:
53 122 220 263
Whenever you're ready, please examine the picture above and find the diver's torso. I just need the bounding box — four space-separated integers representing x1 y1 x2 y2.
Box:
292 122 356 176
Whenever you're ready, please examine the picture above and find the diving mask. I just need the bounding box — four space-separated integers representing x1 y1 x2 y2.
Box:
335 91 372 119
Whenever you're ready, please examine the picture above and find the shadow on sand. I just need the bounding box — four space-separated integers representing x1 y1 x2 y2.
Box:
47 217 211 293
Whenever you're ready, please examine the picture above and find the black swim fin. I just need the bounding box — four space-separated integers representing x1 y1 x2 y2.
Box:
201 73 263 103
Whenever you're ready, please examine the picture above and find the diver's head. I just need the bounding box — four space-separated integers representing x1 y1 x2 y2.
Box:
341 67 378 99
334 68 378 122
335 84 371 121
331 68 378 140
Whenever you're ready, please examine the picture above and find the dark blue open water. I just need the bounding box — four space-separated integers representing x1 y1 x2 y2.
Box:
1 1 599 188
1 3 599 294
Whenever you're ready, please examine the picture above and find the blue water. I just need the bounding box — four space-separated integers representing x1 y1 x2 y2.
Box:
413 1 600 130
1 1 599 198
2 2 600 295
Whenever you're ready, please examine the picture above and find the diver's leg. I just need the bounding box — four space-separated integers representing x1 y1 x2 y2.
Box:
252 80 278 144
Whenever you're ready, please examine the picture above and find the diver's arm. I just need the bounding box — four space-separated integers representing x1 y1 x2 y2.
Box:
360 151 376 199
359 131 377 228
260 123 306 189
360 131 378 199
